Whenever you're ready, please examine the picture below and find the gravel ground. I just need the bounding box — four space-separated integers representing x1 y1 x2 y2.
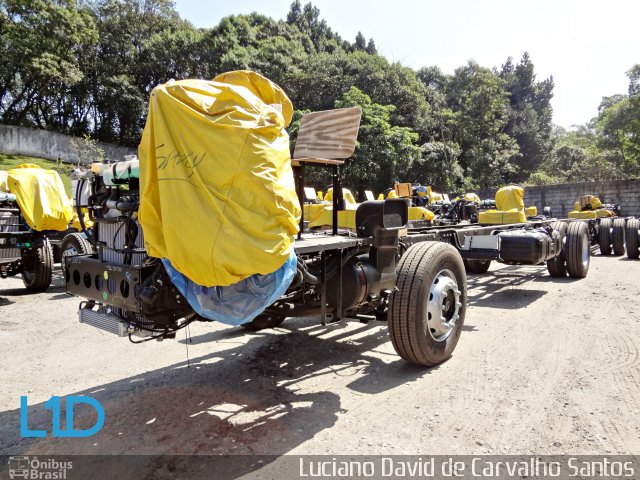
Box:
0 253 639 476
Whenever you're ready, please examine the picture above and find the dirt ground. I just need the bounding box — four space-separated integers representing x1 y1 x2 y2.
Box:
0 254 639 471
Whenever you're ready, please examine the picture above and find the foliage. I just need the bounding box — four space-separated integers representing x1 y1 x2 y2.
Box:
531 67 640 184
69 133 105 166
334 86 422 195
1 0 637 193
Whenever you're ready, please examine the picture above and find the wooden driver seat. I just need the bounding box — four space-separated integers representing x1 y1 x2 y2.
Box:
291 107 362 166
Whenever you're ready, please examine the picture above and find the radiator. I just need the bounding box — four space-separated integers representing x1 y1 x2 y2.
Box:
0 213 21 260
98 220 146 266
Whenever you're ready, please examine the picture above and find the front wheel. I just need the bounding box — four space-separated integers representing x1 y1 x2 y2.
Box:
389 241 466 367
21 239 54 292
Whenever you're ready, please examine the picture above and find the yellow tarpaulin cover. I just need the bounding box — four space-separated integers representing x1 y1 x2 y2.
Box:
138 71 301 287
424 186 445 203
495 186 525 210
463 193 481 203
4 165 72 231
71 207 93 231
479 185 526 224
324 188 356 204
478 210 527 224
308 204 434 229
574 195 603 212
303 203 328 223
577 195 602 210
525 206 537 216
568 209 615 219
408 206 435 221
308 205 358 230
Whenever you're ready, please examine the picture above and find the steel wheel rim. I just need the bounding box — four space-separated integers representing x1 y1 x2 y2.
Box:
62 244 78 260
22 263 34 282
426 268 461 342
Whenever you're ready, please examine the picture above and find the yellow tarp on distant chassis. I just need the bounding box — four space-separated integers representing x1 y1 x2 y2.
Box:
4 165 72 231
308 205 434 229
409 206 435 221
568 209 615 219
479 186 527 224
569 195 613 219
138 71 301 287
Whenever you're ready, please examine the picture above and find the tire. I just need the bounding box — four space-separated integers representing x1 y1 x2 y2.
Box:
61 232 93 261
612 218 626 256
599 218 612 255
389 241 466 367
21 239 54 292
565 221 590 278
241 313 286 331
546 221 568 277
463 258 491 274
626 218 640 259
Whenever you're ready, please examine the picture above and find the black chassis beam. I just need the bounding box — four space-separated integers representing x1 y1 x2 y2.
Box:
0 229 74 249
402 220 555 261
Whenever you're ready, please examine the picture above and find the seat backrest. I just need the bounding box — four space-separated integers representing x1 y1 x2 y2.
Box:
293 107 362 161
394 182 412 198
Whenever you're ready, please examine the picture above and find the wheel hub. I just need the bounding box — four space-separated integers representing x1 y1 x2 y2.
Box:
426 269 461 342
581 233 589 267
63 244 79 259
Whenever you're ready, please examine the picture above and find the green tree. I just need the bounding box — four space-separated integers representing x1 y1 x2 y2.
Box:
445 61 519 189
499 52 554 181
334 86 423 195
0 0 98 131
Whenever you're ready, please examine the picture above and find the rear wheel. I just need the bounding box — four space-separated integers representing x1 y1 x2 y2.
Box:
612 218 626 256
241 313 286 331
547 221 568 277
565 221 590 278
21 239 54 292
626 218 639 259
389 241 466 367
599 218 612 255
463 258 491 274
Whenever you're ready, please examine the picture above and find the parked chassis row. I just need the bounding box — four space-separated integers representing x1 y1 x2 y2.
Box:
64 199 590 368
0 208 90 291
592 217 640 259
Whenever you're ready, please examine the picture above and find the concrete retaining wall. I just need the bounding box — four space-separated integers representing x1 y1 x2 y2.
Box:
0 124 135 164
477 180 640 218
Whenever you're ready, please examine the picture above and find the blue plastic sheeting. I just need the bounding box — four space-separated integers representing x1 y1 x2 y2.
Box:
162 250 297 326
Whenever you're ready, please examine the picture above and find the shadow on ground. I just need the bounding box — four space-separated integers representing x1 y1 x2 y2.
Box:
465 264 582 309
0 318 436 478
0 269 66 296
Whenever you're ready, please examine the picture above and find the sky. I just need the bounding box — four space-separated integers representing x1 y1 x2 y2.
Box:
173 0 640 129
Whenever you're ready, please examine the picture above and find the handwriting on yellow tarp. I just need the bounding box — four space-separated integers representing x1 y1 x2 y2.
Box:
156 144 205 179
